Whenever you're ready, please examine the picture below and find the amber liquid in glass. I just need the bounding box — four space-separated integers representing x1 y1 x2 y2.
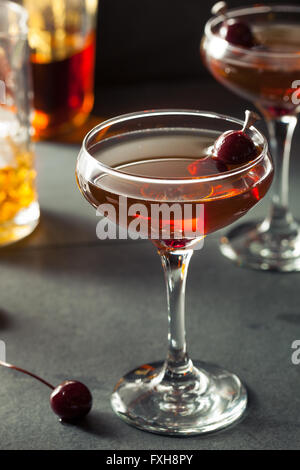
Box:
204 24 300 118
0 138 37 245
77 129 272 241
31 32 96 138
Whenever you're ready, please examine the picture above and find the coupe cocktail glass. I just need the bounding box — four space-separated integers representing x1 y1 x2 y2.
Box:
202 4 300 271
76 110 273 435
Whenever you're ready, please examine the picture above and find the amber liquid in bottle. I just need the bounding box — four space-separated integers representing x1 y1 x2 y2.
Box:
31 32 96 138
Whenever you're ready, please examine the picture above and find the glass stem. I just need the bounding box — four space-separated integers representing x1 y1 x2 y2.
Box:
160 249 193 377
263 114 298 231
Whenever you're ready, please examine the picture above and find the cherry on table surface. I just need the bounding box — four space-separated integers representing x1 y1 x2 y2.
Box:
212 110 261 165
50 380 92 422
0 359 92 422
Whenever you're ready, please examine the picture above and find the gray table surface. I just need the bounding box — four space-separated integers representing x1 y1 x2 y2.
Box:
1 79 300 450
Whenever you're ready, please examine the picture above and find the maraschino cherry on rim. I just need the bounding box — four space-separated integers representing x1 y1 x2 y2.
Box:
212 1 256 48
0 359 92 422
212 110 261 165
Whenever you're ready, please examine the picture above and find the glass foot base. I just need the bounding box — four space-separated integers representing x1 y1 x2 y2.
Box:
111 360 247 436
220 219 300 272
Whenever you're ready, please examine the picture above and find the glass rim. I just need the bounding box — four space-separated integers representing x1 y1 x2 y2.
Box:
80 109 269 185
0 1 28 38
204 3 300 58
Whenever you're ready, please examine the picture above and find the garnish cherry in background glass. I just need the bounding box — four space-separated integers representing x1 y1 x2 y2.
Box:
212 1 256 48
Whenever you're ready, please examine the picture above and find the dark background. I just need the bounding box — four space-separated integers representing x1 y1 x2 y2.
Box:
94 0 300 86
93 0 300 116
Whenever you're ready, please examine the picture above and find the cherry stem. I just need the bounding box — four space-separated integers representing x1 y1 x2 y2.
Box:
0 359 55 390
242 110 261 132
211 1 227 18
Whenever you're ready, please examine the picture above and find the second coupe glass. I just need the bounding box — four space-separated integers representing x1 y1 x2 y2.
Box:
202 4 300 271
